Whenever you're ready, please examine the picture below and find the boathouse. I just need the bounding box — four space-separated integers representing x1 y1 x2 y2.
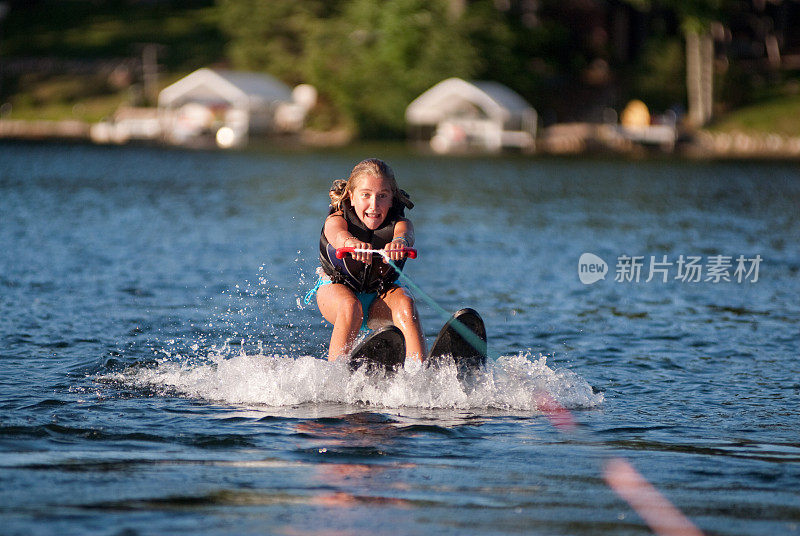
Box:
405 78 537 153
158 68 314 147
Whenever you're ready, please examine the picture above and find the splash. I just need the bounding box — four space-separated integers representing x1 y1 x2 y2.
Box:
99 351 603 412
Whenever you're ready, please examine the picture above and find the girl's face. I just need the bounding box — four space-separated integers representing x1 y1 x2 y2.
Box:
349 174 393 230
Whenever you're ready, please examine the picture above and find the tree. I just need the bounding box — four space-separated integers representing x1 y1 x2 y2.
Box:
684 21 715 126
624 0 727 126
305 0 477 136
217 0 341 86
218 0 477 137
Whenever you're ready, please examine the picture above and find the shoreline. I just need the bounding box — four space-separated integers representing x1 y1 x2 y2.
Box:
2 118 800 160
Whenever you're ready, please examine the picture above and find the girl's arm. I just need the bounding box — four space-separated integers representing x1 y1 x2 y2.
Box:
324 213 371 263
384 219 415 262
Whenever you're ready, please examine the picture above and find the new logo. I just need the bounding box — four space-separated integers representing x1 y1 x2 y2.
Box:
578 253 608 285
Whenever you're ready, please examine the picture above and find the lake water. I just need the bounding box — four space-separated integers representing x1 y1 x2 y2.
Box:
1 141 799 535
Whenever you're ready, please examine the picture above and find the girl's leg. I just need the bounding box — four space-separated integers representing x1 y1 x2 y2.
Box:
316 283 363 361
369 287 426 361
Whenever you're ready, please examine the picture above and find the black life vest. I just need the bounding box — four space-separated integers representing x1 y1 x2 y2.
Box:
319 200 407 294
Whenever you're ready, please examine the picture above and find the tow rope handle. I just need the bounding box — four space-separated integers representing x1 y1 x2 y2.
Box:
336 247 417 259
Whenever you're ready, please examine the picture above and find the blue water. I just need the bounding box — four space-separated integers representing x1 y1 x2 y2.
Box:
1 141 799 535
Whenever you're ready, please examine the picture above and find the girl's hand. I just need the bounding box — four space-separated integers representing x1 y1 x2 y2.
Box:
345 237 372 264
384 238 409 263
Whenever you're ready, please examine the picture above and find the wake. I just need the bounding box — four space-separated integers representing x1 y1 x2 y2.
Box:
100 351 603 411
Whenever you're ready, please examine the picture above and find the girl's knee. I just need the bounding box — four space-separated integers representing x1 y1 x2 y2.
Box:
337 296 364 327
392 294 418 325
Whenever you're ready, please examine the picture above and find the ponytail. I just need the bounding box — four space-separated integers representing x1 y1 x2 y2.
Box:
328 178 349 212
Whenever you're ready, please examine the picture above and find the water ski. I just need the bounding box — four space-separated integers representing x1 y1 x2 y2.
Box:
347 325 406 374
426 308 487 376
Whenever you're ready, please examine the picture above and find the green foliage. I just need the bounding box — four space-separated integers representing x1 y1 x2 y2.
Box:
623 0 728 29
631 37 685 110
4 0 794 137
3 1 223 70
217 0 339 85
709 92 800 137
310 0 476 137
5 74 128 122
461 0 568 109
220 0 477 137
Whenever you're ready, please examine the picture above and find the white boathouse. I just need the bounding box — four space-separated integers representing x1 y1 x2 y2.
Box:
405 78 537 153
158 68 314 148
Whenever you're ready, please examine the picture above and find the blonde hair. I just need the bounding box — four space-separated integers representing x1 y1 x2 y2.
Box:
329 158 413 213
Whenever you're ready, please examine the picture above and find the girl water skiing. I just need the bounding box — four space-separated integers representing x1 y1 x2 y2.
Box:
310 158 426 362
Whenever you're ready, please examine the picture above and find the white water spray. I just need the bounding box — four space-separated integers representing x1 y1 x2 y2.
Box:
101 350 602 411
